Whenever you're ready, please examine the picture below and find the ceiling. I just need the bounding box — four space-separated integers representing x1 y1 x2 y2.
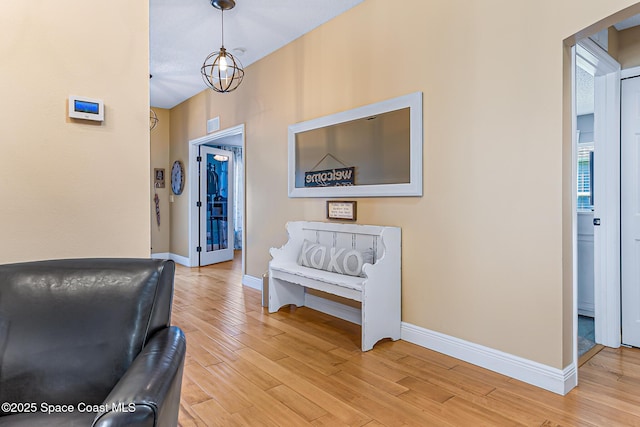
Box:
614 14 640 31
150 0 364 109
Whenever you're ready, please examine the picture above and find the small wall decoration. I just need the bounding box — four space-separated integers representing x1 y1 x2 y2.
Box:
305 166 355 187
154 192 161 227
171 160 185 195
327 200 357 221
154 168 165 188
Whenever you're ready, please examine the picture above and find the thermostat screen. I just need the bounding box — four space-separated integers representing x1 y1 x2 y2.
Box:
74 100 100 115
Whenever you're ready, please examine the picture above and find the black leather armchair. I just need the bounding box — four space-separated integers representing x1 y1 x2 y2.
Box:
0 258 186 427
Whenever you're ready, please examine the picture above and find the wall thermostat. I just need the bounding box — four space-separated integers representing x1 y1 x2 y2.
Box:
68 95 104 121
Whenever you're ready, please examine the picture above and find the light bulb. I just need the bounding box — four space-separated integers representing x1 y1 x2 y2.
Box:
219 55 228 72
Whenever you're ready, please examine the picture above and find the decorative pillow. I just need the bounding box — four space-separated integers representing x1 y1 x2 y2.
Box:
298 239 371 277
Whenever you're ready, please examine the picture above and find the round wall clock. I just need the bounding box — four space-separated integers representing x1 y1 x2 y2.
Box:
171 160 185 195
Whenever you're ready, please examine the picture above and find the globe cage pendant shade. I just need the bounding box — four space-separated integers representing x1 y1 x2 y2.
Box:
150 108 159 131
201 0 244 93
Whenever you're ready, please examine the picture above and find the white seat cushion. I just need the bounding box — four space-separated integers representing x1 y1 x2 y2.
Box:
270 261 365 291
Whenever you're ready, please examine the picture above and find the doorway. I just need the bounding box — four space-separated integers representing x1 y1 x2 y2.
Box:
188 124 246 273
573 39 621 365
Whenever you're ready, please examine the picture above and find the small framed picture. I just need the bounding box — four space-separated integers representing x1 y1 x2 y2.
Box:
327 200 357 221
154 168 165 188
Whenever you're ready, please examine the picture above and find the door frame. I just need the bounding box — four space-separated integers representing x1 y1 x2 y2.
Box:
573 39 621 353
188 124 245 274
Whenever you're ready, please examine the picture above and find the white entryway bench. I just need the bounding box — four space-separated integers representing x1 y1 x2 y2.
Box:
268 221 401 351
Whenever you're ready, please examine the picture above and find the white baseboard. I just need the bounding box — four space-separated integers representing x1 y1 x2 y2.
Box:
151 252 192 267
150 252 170 260
242 274 262 291
304 293 362 325
401 322 577 395
170 253 192 267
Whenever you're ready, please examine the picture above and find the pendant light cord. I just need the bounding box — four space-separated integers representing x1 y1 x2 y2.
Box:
221 8 225 48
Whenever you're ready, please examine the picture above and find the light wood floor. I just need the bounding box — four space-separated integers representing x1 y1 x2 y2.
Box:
173 256 640 426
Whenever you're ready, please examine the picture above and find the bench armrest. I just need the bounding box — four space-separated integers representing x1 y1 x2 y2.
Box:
270 222 306 263
92 326 186 427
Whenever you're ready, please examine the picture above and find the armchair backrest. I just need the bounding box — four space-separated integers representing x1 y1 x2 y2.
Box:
0 258 176 408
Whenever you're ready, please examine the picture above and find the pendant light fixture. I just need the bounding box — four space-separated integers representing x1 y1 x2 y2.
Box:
149 74 159 130
201 0 244 93
150 109 159 131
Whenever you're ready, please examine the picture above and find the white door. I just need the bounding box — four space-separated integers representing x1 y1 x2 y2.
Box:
622 76 640 347
199 146 234 266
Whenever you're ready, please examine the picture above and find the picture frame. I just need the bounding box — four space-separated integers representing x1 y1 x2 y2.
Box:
326 200 357 221
154 168 165 188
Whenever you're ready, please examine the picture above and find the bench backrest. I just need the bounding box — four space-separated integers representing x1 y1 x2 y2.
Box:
287 221 387 264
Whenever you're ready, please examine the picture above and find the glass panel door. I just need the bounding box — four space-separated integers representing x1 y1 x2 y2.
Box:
199 146 234 265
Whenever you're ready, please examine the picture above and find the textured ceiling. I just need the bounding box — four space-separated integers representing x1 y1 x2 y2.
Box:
150 0 365 109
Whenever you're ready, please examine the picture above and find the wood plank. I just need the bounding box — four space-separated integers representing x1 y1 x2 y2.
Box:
184 363 253 414
336 360 410 396
205 362 314 426
236 347 372 426
267 384 327 421
440 396 525 426
180 373 213 406
267 332 347 376
329 369 454 427
177 402 209 427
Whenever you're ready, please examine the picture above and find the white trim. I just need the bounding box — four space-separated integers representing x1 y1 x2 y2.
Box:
188 124 246 271
571 45 580 378
576 39 619 76
150 252 170 260
620 65 640 79
401 322 577 395
151 252 193 267
168 253 192 267
304 293 362 325
242 274 262 291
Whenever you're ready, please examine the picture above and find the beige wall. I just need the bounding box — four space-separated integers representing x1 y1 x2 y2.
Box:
169 0 640 369
151 108 171 254
169 94 208 256
609 26 620 60
618 25 640 68
0 2 150 262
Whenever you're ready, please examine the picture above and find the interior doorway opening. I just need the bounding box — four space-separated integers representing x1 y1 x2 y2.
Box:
571 36 621 371
188 124 246 277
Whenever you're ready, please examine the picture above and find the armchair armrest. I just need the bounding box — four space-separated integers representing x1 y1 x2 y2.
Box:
92 326 186 427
